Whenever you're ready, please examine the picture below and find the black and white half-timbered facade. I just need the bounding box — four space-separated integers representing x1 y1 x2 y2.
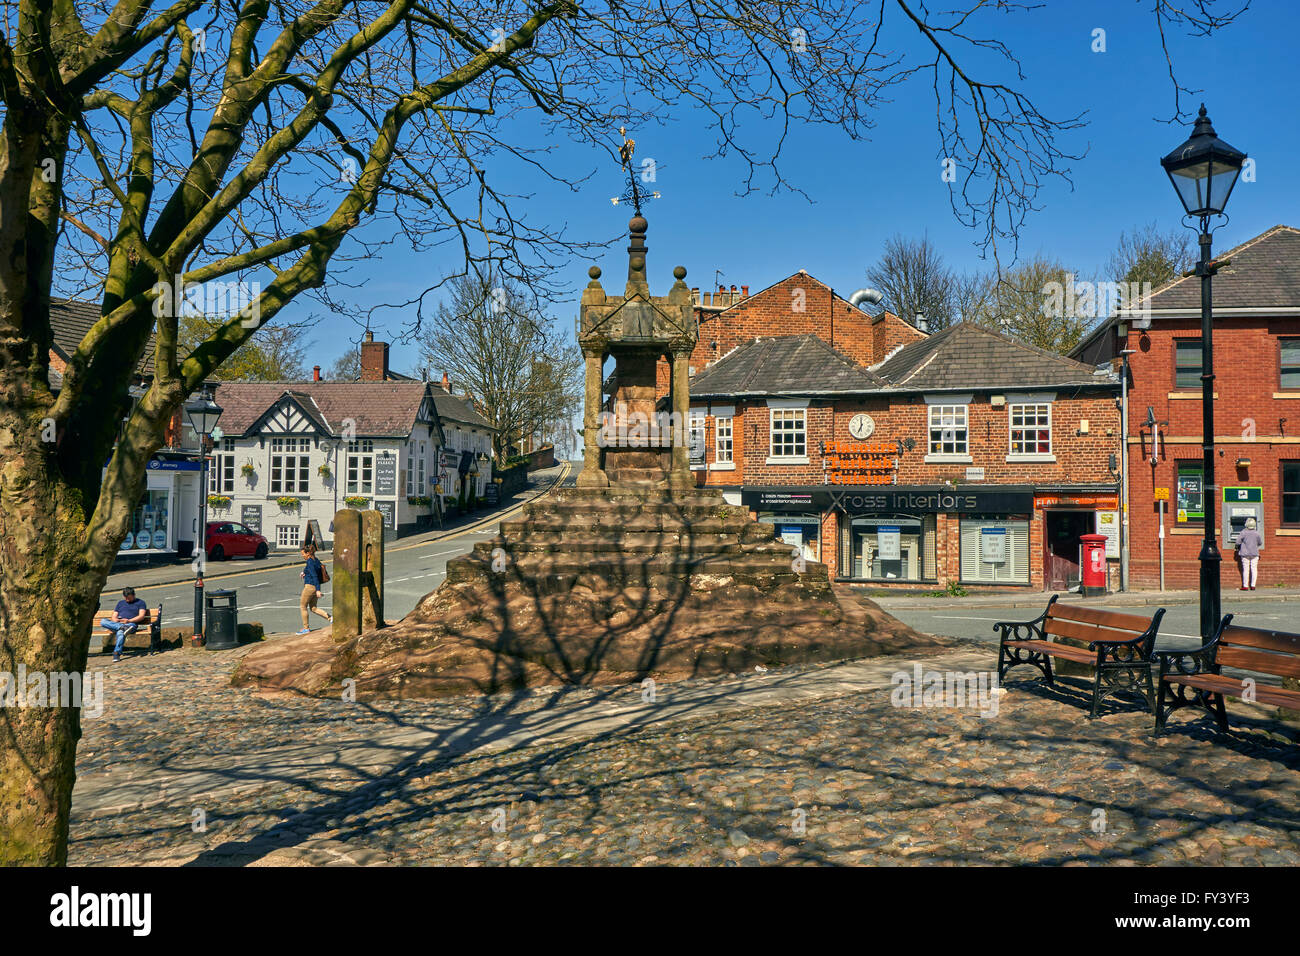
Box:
209 381 448 545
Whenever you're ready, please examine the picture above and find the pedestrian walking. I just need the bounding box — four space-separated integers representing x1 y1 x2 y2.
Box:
298 543 332 633
1237 516 1263 591
100 587 149 663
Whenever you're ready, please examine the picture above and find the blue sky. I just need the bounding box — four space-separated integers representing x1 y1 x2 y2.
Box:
301 0 1297 376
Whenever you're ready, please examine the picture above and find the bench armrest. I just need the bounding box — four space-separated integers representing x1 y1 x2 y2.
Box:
1154 612 1231 678
993 595 1057 644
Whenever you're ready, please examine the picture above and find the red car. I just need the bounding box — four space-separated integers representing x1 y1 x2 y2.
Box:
205 521 269 560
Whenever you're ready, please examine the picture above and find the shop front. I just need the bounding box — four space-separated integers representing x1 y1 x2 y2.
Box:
116 456 204 559
741 485 1037 587
1034 491 1121 592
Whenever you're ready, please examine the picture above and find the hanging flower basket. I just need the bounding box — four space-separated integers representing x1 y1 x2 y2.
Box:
276 496 302 510
240 462 256 478
207 494 232 509
317 463 332 478
344 495 369 508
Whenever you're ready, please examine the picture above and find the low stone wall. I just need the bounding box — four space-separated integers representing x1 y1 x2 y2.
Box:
523 444 556 471
495 460 529 499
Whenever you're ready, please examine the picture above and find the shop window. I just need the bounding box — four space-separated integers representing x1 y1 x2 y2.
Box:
1281 339 1300 390
276 524 300 548
270 437 310 494
715 416 733 464
1174 339 1202 389
120 489 171 552
689 412 706 468
347 439 374 494
1283 462 1300 526
1009 403 1051 455
1176 462 1204 521
769 408 806 459
959 516 1029 584
928 405 967 456
838 515 936 582
758 513 820 563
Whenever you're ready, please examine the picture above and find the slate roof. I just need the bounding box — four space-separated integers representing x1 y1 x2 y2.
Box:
212 381 433 438
431 385 493 430
876 322 1110 391
1130 224 1300 313
689 334 887 397
49 297 156 376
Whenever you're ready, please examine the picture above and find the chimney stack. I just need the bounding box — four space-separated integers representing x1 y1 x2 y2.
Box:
360 330 389 381
313 365 321 382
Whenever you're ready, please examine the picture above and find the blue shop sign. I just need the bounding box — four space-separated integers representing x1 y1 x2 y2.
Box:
147 459 202 472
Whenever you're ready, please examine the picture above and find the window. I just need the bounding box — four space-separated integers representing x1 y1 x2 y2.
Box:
407 440 427 494
1282 340 1300 390
276 524 300 548
769 408 806 459
270 437 310 494
1175 339 1202 389
209 438 235 493
1283 462 1300 526
715 416 733 464
1176 462 1204 521
347 439 374 494
1009 403 1052 455
928 405 968 456
959 517 1030 584
689 412 706 468
839 515 937 582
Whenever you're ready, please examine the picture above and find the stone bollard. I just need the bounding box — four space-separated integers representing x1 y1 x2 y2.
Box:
332 509 363 641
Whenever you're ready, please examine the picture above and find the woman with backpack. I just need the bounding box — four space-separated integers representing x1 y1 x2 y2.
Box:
298 543 333 633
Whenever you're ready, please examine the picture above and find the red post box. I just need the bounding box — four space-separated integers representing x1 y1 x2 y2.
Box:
1079 533 1108 596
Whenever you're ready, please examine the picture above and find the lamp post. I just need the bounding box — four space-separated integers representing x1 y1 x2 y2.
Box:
1160 104 1247 640
185 386 223 640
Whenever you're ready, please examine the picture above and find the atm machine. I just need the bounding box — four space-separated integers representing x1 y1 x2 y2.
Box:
1222 486 1264 548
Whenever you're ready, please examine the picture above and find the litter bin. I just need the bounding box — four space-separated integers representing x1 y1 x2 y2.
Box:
1079 534 1108 597
205 588 239 649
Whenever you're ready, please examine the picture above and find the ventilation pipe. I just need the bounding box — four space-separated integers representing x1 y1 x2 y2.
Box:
848 288 883 311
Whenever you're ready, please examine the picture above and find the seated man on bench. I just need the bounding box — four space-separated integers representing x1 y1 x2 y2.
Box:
101 586 149 663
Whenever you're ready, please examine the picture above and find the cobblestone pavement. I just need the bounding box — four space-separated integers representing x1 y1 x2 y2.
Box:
69 642 1300 866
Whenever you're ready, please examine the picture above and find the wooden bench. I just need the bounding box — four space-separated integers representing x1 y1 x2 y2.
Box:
1155 614 1300 735
95 605 163 654
995 595 1166 718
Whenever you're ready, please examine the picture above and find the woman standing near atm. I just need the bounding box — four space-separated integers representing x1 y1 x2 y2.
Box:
1237 517 1263 590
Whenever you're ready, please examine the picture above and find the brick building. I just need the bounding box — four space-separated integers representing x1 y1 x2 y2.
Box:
687 322 1122 589
654 270 927 393
1072 223 1300 589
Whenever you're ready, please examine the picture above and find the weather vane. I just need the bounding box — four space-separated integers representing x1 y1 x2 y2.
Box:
610 126 660 215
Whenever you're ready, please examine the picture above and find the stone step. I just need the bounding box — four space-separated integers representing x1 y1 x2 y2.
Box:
500 515 768 538
473 535 742 556
524 500 739 523
446 551 830 591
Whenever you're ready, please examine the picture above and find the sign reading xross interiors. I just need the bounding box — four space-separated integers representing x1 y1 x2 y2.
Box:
742 486 1034 514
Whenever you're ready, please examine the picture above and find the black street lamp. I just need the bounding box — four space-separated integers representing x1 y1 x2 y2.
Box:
1160 104 1247 641
185 386 223 640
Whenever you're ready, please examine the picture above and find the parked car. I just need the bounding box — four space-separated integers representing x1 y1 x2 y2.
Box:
205 521 269 560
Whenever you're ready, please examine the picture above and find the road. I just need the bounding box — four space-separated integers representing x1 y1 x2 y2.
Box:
101 461 576 638
883 596 1295 654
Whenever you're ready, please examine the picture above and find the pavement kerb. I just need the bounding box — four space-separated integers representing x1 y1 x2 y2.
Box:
104 462 570 595
869 587 1300 610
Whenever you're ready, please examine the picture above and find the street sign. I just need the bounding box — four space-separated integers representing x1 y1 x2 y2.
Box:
1154 487 1170 501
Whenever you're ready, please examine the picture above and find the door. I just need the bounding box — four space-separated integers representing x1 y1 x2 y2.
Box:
1044 511 1093 591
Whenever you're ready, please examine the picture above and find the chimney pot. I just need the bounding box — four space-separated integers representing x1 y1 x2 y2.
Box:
313 365 321 381
441 371 450 391
742 285 749 298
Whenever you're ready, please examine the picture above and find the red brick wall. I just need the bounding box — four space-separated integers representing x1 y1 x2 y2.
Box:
661 272 926 396
1125 316 1300 588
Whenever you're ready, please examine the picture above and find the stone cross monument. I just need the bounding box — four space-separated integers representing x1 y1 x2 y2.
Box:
577 138 696 490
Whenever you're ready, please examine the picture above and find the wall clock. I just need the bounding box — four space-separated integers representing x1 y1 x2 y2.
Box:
849 413 875 440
